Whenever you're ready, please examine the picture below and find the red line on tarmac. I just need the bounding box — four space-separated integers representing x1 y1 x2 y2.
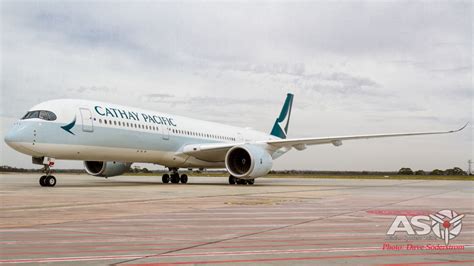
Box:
3 249 472 264
1 241 390 256
8 240 466 255
0 235 459 250
0 239 379 251
366 210 432 216
128 252 474 266
0 235 385 244
6 246 474 264
0 254 153 264
1 246 380 257
1 247 172 256
20 225 387 235
381 260 474 265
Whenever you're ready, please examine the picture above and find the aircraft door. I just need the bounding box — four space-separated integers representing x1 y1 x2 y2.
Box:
162 126 169 140
80 108 94 132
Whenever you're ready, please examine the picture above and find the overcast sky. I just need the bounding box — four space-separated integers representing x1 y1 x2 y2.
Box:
1 0 472 171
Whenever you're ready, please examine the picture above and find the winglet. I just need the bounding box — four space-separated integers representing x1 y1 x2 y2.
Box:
451 122 469 133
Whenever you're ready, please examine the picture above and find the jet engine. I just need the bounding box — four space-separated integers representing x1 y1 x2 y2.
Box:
225 145 273 179
84 161 131 177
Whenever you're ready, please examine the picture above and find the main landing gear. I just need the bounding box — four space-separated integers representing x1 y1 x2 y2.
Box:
229 175 255 185
39 160 56 187
162 168 188 184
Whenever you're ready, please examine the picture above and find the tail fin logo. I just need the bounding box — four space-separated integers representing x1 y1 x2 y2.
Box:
270 93 294 139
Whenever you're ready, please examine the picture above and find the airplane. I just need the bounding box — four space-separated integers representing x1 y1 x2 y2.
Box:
4 93 467 187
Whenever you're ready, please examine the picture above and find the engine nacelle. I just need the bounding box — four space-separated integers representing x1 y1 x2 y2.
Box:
84 161 131 177
225 145 273 179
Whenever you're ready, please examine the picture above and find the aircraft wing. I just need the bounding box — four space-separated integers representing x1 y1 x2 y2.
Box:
180 123 468 162
262 123 469 150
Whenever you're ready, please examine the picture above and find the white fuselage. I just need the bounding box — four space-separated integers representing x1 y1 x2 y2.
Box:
5 99 279 168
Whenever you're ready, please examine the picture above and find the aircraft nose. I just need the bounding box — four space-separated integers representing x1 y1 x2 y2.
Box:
4 122 32 152
4 125 21 148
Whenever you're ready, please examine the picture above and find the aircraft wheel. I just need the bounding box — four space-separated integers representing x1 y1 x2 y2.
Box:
162 174 170 183
171 173 180 183
236 178 246 185
229 176 236 185
45 176 56 187
247 179 255 185
39 175 48 187
180 174 188 184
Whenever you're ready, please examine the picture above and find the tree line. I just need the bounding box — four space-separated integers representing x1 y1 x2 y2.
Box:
0 165 470 176
398 167 468 176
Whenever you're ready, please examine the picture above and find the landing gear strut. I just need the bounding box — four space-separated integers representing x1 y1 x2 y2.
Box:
229 175 254 185
162 168 188 184
39 160 56 187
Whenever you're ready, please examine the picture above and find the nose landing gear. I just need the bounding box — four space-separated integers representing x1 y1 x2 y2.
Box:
39 175 56 187
39 159 56 187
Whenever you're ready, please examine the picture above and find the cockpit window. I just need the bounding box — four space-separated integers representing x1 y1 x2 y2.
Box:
21 110 57 121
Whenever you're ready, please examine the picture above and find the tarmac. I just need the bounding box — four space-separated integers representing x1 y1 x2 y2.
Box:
0 173 473 265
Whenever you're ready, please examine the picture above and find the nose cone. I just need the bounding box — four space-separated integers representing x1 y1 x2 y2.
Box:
4 127 17 147
4 125 22 150
4 123 35 155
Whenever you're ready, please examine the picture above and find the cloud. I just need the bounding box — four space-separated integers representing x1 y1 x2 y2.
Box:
1 1 471 171
76 86 117 93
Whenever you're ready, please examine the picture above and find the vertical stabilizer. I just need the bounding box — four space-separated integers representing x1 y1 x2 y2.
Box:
270 93 294 139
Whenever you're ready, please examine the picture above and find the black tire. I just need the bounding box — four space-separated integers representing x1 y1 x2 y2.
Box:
236 178 246 185
45 176 56 187
180 174 188 184
39 175 47 187
229 176 235 185
247 179 255 185
162 174 170 183
171 173 180 183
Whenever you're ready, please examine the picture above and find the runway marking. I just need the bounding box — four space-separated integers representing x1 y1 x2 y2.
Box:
2 247 473 264
0 240 415 253
126 252 474 265
0 235 401 247
0 254 151 264
381 260 474 265
115 185 471 265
